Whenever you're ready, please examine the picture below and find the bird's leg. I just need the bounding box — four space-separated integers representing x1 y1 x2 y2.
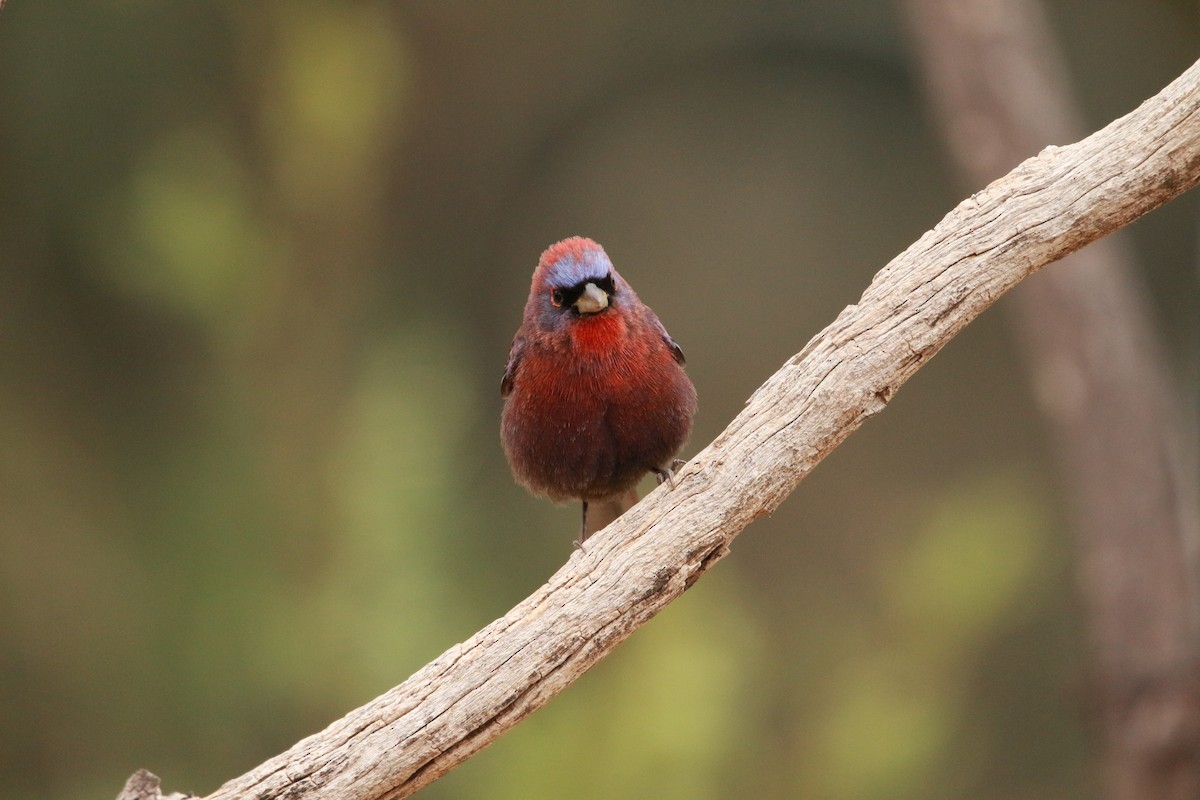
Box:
573 501 589 550
651 459 687 488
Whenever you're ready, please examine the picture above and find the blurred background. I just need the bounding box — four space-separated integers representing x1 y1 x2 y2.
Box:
1 2 1197 799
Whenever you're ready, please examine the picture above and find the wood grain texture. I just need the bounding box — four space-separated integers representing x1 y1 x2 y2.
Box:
150 59 1200 800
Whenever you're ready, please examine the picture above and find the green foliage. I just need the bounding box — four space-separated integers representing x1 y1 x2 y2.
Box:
92 128 266 327
817 476 1052 800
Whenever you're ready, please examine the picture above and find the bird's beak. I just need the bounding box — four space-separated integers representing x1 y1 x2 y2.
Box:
574 282 610 314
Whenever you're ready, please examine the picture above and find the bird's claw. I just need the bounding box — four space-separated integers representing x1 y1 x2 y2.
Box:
652 459 687 488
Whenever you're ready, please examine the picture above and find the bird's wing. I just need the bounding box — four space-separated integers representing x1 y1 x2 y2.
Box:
500 334 525 397
651 312 686 366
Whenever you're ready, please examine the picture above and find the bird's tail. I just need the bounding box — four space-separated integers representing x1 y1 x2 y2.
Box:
583 487 639 540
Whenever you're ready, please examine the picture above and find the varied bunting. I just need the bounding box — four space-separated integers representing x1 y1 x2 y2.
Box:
501 237 697 544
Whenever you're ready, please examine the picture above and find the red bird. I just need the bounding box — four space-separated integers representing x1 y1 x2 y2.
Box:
501 237 697 544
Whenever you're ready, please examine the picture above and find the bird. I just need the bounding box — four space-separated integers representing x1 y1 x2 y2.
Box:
501 237 698 545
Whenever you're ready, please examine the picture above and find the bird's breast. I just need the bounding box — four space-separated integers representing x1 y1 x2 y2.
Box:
500 321 694 501
568 309 628 360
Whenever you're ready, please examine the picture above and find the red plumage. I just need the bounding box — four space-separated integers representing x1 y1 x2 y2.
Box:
501 237 697 543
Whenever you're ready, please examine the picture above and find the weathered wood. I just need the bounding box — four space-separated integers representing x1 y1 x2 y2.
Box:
125 58 1200 800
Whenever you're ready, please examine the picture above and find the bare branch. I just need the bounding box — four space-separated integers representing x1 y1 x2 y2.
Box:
125 58 1200 800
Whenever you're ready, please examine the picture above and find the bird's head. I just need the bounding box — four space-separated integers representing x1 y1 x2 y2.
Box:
528 237 630 330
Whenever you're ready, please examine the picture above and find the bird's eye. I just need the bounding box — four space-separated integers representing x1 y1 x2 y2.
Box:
549 288 565 308
598 274 616 295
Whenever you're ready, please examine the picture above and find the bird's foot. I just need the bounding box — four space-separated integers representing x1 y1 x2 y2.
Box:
651 459 687 488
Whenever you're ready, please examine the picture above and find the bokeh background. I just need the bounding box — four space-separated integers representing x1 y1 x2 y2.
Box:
1 2 1197 799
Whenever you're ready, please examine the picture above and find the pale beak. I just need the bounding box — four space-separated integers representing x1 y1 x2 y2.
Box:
573 282 610 314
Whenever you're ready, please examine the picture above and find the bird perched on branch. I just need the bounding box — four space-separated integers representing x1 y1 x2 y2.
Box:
501 237 697 545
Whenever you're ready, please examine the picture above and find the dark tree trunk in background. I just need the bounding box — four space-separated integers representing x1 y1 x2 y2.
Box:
902 2 1200 797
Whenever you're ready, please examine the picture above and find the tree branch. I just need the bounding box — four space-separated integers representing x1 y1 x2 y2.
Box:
129 58 1200 800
